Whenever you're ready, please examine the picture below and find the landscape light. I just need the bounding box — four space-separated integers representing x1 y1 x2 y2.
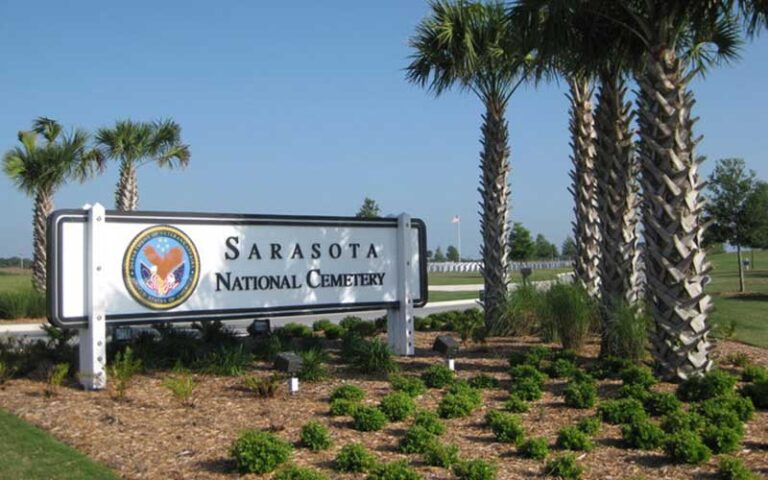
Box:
274 352 304 394
433 335 460 371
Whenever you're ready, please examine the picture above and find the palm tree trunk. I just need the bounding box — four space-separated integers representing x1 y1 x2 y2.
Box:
32 188 53 292
594 70 641 355
115 161 139 211
479 92 511 335
567 78 601 298
637 47 713 380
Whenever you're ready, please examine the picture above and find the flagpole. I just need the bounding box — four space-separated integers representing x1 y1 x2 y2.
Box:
457 217 461 262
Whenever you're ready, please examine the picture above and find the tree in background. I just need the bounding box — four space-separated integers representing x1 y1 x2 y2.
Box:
356 197 381 218
534 234 557 259
509 222 535 261
706 158 764 292
3 118 103 291
426 249 434 260
561 237 577 259
407 1 531 334
446 245 460 262
744 182 768 250
433 247 447 262
96 119 190 211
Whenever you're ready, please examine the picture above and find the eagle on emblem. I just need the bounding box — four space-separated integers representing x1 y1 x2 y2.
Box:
140 245 184 296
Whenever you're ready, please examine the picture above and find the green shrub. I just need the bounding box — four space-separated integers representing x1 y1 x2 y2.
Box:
333 443 376 473
379 392 416 421
45 362 70 397
242 374 280 398
422 441 459 468
597 398 647 425
109 347 142 400
499 284 547 337
453 459 497 480
323 324 345 340
617 384 652 402
509 377 543 401
399 425 437 454
544 283 595 351
330 384 365 402
230 430 293 474
194 344 252 376
300 421 332 451
329 399 358 416
352 405 388 431
621 419 666 450
0 360 14 384
278 323 313 339
389 374 427 397
469 374 500 389
663 430 711 464
643 391 682 417
717 456 758 480
312 319 333 332
701 424 743 454
0 288 46 320
589 355 633 380
503 394 530 413
563 380 597 409
452 308 484 342
602 301 649 363
678 370 737 402
422 364 455 388
547 358 578 378
741 364 767 382
695 395 754 424
352 338 399 374
660 410 706 434
447 381 483 407
162 373 197 407
299 348 328 381
437 393 475 419
339 316 378 337
740 379 768 408
556 426 593 451
273 465 329 480
544 453 584 479
413 410 445 435
575 416 601 436
508 364 547 385
620 365 657 388
519 436 549 460
485 410 524 444
368 460 422 480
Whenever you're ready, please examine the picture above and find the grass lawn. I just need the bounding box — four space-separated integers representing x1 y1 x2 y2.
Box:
706 249 768 348
428 291 480 302
0 269 32 292
0 409 118 480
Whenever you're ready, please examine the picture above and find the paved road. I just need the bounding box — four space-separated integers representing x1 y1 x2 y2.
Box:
0 299 480 340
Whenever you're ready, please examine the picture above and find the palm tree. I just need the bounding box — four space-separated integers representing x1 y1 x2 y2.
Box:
406 1 530 334
590 0 756 379
3 118 103 291
96 119 190 211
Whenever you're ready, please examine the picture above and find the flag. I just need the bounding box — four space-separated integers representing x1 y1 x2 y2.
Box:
451 215 460 224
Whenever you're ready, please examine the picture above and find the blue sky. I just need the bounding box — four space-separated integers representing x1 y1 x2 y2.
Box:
1 1 766 258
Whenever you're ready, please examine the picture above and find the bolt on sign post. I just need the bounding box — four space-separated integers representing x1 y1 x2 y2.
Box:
47 204 428 389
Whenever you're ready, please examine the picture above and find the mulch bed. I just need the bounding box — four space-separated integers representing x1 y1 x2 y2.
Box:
0 333 766 479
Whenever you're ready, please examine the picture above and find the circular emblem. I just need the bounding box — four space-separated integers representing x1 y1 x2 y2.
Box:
123 225 200 310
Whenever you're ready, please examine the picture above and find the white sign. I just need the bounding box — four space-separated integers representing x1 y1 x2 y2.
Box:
48 209 427 328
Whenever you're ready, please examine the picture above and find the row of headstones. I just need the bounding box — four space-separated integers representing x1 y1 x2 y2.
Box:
428 260 572 273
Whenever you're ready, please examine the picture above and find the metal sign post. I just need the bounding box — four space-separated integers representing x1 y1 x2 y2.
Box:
78 203 107 390
387 213 415 356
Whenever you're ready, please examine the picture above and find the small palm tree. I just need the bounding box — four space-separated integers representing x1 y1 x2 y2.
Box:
96 119 190 211
3 118 103 291
407 0 530 334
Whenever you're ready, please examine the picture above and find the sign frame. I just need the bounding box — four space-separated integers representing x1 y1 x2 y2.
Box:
47 208 429 329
